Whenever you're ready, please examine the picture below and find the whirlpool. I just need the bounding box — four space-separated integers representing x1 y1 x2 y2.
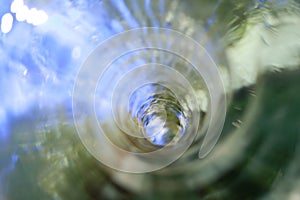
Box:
0 0 300 199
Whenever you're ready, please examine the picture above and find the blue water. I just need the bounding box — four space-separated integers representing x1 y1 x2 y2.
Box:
0 0 112 138
1 0 300 199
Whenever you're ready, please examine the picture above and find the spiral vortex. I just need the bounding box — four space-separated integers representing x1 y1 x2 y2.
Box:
72 28 226 172
1 0 300 199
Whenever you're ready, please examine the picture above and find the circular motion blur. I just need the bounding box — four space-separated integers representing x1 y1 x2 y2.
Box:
0 0 300 199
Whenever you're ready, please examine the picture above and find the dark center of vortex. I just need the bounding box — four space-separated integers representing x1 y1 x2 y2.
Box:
129 83 188 146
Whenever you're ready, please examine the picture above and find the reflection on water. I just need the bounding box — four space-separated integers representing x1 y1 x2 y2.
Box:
129 83 189 147
0 0 300 199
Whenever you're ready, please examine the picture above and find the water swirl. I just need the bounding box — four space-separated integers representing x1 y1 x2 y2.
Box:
72 27 226 172
1 0 300 199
